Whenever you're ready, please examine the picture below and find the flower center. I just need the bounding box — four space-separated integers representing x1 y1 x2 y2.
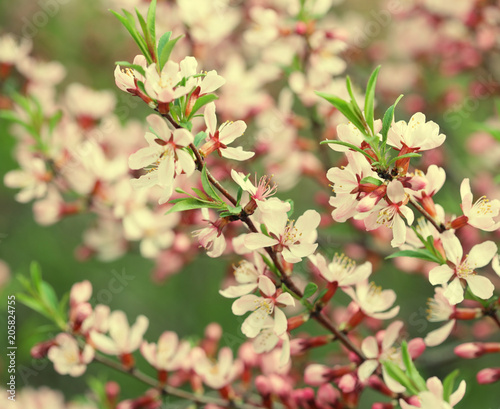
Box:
376 205 397 228
331 253 356 277
456 256 475 279
283 220 302 245
472 196 494 216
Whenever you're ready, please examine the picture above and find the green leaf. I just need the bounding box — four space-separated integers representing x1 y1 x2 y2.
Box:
165 198 222 214
260 253 280 276
387 152 421 166
442 370 460 403
114 61 146 77
158 35 183 71
191 187 210 201
30 262 43 294
219 206 242 217
58 292 69 319
146 0 157 50
360 176 383 186
193 131 207 148
135 10 153 55
40 282 59 312
16 293 51 319
48 110 63 134
156 31 172 70
0 110 28 127
286 199 294 218
321 140 376 162
188 94 218 119
201 165 222 202
386 249 442 264
381 94 403 150
345 76 364 120
110 10 152 64
401 341 427 392
303 282 318 299
315 91 366 133
236 186 244 206
364 66 381 135
313 288 328 305
382 361 419 396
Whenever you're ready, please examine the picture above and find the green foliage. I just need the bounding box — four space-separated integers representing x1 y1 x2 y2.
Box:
303 282 318 299
17 262 68 330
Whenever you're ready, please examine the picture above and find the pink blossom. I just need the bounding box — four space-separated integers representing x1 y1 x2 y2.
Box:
424 286 456 347
192 347 243 390
344 280 400 320
219 254 266 298
199 102 254 161
358 181 414 247
144 61 193 106
48 333 94 377
4 157 50 203
309 253 372 287
231 275 294 338
428 231 497 304
244 209 321 263
90 311 148 357
399 376 466 409
140 331 191 372
454 178 500 231
128 114 194 204
358 321 406 393
388 112 446 152
114 55 147 93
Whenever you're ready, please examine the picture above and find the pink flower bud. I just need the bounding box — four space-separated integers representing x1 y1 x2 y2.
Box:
372 403 394 409
477 368 500 384
454 342 483 359
338 373 357 393
317 383 340 405
304 364 333 386
31 339 56 359
408 338 426 360
105 381 120 404
455 342 500 359
255 375 272 396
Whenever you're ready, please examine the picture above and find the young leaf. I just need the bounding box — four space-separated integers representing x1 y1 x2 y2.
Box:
364 65 381 135
382 361 419 396
16 293 49 318
285 199 294 218
40 281 59 312
146 0 157 50
315 91 366 133
201 165 222 202
321 140 377 162
30 261 43 294
159 35 183 71
345 76 364 119
194 131 207 148
156 31 172 70
387 152 421 166
386 249 442 264
359 176 383 186
165 198 223 214
188 94 218 119
303 282 318 299
381 94 404 149
442 370 460 403
401 341 427 392
110 10 152 64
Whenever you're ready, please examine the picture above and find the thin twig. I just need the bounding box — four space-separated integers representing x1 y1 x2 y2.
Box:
408 196 446 233
93 353 264 409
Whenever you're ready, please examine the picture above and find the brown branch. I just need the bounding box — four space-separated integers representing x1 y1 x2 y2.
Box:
408 196 446 233
93 353 264 409
163 113 366 360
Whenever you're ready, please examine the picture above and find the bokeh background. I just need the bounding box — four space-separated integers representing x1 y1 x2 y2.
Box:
1 0 499 407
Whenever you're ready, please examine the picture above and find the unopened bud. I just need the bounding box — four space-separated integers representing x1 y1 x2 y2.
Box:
477 368 500 384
